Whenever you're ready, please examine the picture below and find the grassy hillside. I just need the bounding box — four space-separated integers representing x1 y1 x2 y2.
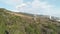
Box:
0 8 60 34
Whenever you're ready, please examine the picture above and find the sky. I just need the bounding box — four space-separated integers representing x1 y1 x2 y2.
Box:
0 0 60 17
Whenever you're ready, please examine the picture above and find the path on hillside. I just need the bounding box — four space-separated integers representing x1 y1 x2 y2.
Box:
6 11 33 19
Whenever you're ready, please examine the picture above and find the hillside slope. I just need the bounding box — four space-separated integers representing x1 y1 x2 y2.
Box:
0 8 60 34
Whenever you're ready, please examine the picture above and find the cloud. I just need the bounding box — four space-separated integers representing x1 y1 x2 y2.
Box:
16 3 28 12
16 3 27 9
16 0 55 15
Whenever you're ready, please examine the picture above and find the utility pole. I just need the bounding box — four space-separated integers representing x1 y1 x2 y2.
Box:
49 16 52 19
33 14 37 21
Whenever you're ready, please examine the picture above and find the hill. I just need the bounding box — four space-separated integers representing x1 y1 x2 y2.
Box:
0 8 60 34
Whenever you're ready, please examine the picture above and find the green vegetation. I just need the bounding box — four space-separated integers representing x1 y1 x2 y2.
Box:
0 8 60 34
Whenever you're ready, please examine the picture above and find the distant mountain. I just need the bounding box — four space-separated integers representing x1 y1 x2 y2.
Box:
0 8 60 34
